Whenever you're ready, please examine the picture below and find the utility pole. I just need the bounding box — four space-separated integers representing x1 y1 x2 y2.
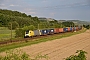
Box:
82 24 83 30
38 24 39 30
72 24 73 32
11 22 12 42
61 23 62 28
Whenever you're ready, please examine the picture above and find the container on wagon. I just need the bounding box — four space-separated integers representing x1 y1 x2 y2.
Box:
67 27 70 32
59 28 64 33
54 28 59 33
63 28 68 32
70 27 73 31
40 29 48 35
76 27 79 31
74 27 76 31
46 29 50 34
48 29 54 34
72 27 75 31
24 30 34 38
33 30 41 36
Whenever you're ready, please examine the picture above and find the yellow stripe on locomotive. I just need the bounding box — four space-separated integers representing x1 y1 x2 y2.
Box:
25 30 34 38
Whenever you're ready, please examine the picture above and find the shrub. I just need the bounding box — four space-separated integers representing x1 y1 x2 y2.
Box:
8 21 19 30
15 28 24 37
15 25 35 37
0 49 49 60
0 49 30 60
65 50 87 60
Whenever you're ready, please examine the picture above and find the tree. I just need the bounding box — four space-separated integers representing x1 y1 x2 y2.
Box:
83 24 90 29
28 15 32 17
15 28 23 37
85 25 90 29
8 21 19 30
28 25 35 30
62 21 75 27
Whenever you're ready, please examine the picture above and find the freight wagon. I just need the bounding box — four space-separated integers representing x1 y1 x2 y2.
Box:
54 28 59 33
59 28 64 33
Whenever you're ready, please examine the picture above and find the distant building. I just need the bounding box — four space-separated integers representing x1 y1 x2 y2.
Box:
39 17 55 22
58 20 66 23
38 17 47 21
46 18 55 21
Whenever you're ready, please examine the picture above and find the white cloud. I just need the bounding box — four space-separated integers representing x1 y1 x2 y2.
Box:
9 4 19 7
26 12 36 15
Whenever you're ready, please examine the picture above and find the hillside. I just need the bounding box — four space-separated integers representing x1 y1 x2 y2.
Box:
0 9 27 17
0 9 89 29
67 20 90 25
0 9 39 28
58 20 90 25
39 17 90 25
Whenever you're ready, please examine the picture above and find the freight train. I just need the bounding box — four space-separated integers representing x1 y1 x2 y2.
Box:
24 26 82 38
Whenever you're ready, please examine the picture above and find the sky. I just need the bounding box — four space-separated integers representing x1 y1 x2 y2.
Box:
0 0 90 21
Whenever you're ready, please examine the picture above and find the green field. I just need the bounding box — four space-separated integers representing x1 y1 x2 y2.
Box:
0 27 15 41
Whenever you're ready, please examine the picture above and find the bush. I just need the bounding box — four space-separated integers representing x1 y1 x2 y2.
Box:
83 25 90 29
15 28 24 37
8 21 19 30
0 49 30 60
65 50 87 60
0 49 49 60
15 25 36 37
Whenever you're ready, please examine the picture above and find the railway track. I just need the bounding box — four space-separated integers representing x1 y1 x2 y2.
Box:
0 32 72 45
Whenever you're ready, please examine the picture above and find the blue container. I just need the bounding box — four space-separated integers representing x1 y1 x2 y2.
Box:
63 28 68 32
46 29 50 34
70 27 72 31
48 29 54 34
40 29 48 35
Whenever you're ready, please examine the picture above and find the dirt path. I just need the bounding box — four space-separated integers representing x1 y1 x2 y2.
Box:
18 30 90 60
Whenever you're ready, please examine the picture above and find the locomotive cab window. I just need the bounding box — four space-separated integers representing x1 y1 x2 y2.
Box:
26 30 29 34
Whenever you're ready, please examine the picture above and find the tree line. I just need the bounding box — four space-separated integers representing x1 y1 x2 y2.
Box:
0 9 40 29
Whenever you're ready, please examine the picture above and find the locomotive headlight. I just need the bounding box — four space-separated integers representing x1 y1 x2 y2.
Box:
25 34 29 36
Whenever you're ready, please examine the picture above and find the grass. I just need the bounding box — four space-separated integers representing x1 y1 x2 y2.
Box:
0 27 9 30
0 28 87 52
0 27 15 41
